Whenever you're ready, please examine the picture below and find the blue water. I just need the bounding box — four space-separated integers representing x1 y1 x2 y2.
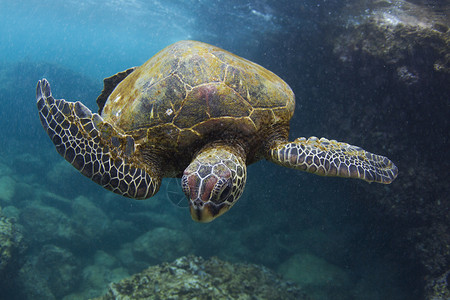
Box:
0 0 287 81
1 0 448 299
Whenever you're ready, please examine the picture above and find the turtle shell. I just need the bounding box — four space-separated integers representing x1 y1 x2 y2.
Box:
100 40 294 172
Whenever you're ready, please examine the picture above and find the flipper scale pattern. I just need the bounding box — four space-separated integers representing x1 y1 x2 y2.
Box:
270 136 398 184
36 79 160 199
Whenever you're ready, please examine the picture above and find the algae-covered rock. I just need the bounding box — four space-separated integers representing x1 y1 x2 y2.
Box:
94 255 308 300
35 245 82 297
0 209 25 274
45 160 86 197
115 227 194 273
425 269 450 300
0 176 16 203
80 264 129 299
130 227 194 265
19 196 111 249
1 205 20 221
333 0 450 75
71 195 111 243
62 250 129 300
20 203 73 243
278 253 352 298
0 160 12 177
17 244 81 300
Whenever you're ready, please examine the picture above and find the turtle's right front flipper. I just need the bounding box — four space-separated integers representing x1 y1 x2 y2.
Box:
36 79 161 199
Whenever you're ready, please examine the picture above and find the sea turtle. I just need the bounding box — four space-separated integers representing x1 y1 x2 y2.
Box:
36 40 398 222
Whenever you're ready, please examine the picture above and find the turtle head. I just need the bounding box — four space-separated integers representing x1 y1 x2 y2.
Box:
181 144 247 223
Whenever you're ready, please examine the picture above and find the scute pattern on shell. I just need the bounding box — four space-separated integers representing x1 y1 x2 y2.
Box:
101 40 295 151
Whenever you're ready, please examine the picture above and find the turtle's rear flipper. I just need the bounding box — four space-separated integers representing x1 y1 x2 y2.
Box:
36 79 160 198
269 136 398 184
96 67 136 115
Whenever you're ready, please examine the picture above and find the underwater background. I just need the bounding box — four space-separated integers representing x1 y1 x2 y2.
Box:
0 0 449 299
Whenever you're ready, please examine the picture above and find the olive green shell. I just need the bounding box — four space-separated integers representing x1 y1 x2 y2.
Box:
99 40 294 174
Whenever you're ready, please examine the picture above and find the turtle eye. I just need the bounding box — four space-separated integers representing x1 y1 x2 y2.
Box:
218 179 232 202
210 178 232 203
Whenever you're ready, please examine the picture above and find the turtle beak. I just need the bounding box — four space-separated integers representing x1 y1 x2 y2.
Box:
189 198 229 223
182 146 247 222
182 171 230 222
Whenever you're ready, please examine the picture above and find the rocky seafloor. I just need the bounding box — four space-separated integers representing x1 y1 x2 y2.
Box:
93 255 309 300
0 1 449 299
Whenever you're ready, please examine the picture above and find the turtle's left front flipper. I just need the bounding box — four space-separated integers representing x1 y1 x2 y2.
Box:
269 137 398 184
36 79 161 198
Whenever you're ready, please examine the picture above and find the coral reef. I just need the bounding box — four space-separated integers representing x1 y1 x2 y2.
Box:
94 255 308 300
